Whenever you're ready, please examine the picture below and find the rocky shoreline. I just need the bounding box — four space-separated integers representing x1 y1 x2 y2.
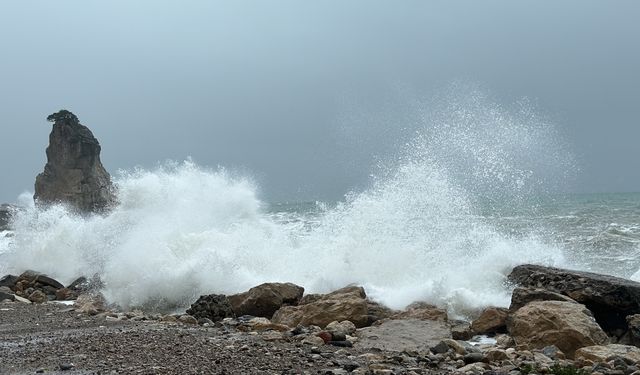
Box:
1 265 640 374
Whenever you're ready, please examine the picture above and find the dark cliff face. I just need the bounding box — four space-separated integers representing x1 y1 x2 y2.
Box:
34 110 115 213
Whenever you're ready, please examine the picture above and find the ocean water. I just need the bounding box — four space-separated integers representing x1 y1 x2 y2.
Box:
0 91 638 319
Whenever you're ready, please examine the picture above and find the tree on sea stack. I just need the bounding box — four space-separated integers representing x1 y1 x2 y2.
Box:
34 110 116 213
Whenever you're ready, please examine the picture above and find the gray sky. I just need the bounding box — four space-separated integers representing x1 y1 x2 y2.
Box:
1 1 639 203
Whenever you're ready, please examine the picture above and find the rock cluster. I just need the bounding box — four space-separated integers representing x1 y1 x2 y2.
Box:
4 264 640 374
34 109 115 213
0 270 94 304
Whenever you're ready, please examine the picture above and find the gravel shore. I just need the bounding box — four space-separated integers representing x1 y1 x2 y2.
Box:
0 301 434 375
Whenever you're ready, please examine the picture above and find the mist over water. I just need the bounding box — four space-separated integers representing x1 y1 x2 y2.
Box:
0 90 580 317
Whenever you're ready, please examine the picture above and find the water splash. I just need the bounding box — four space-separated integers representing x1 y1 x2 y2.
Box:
0 88 573 317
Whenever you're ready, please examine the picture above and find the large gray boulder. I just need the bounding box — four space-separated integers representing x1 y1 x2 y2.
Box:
34 110 115 213
508 264 640 334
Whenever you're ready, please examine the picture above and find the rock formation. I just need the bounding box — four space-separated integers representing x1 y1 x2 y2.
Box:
508 264 640 334
34 110 115 213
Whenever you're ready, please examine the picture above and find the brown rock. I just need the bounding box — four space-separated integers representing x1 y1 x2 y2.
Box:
28 290 48 303
392 301 448 322
507 300 609 358
227 282 304 318
271 286 369 328
471 307 509 334
574 344 640 364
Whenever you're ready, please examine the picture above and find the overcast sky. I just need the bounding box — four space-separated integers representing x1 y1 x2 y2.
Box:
1 1 639 203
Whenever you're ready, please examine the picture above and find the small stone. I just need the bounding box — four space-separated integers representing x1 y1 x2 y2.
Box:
431 341 450 354
59 363 75 371
463 352 484 364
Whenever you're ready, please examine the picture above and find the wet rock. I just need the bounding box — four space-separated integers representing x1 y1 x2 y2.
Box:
34 110 115 213
272 286 369 328
228 282 304 318
508 264 640 334
186 294 235 322
471 307 509 334
391 301 448 322
507 300 609 358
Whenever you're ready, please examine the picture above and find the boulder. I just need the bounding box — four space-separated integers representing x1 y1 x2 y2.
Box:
186 294 235 322
509 286 579 312
355 318 451 352
574 344 640 364
391 301 448 322
0 274 18 288
508 264 640 333
507 300 609 358
34 110 115 213
271 286 369 328
471 307 509 334
227 282 304 318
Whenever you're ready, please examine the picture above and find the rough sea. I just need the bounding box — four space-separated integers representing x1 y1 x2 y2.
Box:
1 91 638 319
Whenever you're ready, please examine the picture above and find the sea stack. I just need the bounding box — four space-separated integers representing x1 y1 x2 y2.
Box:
34 110 115 213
